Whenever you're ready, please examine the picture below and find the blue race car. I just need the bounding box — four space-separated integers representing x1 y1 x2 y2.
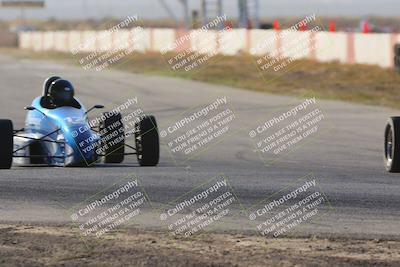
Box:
0 76 159 169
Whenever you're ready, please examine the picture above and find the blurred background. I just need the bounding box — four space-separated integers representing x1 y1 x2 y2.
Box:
0 0 399 32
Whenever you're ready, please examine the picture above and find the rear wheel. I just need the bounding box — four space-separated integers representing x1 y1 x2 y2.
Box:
100 112 125 163
135 115 159 166
384 117 400 172
0 119 13 169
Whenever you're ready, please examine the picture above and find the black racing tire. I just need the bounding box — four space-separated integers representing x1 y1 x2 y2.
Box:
384 117 400 172
0 119 13 169
135 115 159 166
100 112 125 163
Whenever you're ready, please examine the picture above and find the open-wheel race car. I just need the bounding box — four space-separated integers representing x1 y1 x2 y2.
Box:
0 76 159 169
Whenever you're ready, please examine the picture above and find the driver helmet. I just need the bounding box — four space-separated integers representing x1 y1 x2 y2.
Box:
43 75 61 96
48 79 75 105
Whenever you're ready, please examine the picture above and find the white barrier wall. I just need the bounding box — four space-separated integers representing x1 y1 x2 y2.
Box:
53 31 69 52
18 29 400 69
280 31 311 60
42 31 54 51
133 28 151 53
219 29 246 55
97 30 113 52
151 28 175 53
249 29 279 56
354 33 392 68
19 32 31 49
190 29 217 54
80 31 97 52
315 32 348 63
31 32 42 51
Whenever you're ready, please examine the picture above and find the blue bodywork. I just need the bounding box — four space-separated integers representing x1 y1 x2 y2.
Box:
19 96 99 166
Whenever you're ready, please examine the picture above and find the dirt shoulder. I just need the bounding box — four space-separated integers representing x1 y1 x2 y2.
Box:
1 223 399 267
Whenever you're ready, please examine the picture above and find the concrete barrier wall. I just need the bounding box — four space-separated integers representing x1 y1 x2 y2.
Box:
134 28 151 53
18 29 400 69
42 31 54 51
249 29 279 56
190 29 217 54
219 29 246 55
80 31 97 52
68 31 82 53
280 31 311 60
315 32 348 63
18 32 31 49
354 33 391 68
31 32 43 51
151 28 175 53
53 31 69 52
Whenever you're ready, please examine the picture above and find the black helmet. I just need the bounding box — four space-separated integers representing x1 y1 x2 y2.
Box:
48 79 75 105
43 76 61 96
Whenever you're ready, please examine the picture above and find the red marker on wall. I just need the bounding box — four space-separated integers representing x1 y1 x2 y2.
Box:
363 20 369 33
329 21 336 32
299 20 306 31
273 20 280 30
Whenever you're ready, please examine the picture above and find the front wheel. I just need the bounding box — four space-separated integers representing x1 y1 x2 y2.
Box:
384 117 400 172
0 119 13 169
135 115 159 166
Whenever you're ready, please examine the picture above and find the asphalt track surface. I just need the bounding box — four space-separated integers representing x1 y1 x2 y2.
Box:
0 54 399 239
